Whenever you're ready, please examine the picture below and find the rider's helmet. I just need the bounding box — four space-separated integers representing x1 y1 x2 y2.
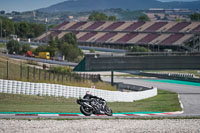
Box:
86 91 91 95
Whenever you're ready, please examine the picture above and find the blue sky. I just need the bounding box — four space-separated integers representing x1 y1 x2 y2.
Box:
0 0 198 12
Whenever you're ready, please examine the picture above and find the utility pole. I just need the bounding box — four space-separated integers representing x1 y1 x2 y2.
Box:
45 18 48 44
4 29 6 43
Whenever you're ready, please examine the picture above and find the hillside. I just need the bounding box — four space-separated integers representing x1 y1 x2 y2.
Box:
38 0 200 12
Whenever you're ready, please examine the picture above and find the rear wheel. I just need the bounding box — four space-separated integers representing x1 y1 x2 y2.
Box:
80 106 92 116
104 105 113 116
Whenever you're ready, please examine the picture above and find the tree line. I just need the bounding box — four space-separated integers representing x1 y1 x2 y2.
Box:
36 33 83 62
6 33 83 62
88 12 117 21
88 12 150 22
0 16 45 39
190 13 200 21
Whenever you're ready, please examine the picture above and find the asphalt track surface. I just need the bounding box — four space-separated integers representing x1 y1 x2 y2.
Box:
102 77 200 116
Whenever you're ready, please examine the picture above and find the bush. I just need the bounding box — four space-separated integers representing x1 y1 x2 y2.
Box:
89 48 95 53
128 46 151 52
49 66 72 73
138 15 150 22
6 40 20 54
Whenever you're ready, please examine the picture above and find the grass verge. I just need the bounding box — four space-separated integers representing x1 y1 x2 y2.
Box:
0 89 181 113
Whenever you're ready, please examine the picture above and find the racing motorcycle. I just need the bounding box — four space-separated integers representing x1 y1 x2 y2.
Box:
77 98 113 116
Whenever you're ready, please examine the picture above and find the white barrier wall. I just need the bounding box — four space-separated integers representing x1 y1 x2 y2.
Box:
0 79 157 102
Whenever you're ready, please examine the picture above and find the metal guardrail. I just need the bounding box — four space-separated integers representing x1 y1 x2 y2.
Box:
87 52 200 58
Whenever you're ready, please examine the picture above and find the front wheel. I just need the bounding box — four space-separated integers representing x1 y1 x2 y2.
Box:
80 106 92 116
104 105 113 116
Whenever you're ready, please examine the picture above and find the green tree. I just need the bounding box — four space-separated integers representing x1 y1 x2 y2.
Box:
35 32 83 62
190 13 200 21
35 45 48 54
138 15 150 22
60 33 83 62
88 12 118 21
108 16 117 21
128 46 150 52
0 16 45 39
60 42 83 62
89 48 95 53
62 32 77 46
21 43 31 55
6 40 21 54
30 23 45 38
88 12 108 21
0 17 15 37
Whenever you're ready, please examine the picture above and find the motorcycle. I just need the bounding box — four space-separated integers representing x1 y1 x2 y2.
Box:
77 98 113 116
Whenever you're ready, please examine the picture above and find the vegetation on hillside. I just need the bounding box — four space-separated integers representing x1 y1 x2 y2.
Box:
138 15 150 22
190 13 200 21
88 12 117 21
0 9 146 25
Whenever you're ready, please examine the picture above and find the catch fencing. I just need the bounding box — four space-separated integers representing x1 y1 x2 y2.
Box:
0 59 101 83
0 79 157 102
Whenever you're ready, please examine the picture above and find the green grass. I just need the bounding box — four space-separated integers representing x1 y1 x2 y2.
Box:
0 43 6 48
0 90 182 113
109 90 181 113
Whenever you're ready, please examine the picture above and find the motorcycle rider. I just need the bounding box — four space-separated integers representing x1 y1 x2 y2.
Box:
82 91 105 114
83 91 100 100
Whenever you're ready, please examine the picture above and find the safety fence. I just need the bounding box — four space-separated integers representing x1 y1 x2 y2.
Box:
0 79 157 102
0 58 101 83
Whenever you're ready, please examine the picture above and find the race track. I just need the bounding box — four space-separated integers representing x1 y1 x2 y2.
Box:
102 76 200 115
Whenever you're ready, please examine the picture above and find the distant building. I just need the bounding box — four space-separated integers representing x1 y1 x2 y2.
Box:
11 11 20 15
0 10 5 15
145 8 192 21
35 21 200 52
69 16 74 20
33 11 36 17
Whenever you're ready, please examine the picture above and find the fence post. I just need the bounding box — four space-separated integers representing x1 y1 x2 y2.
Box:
57 72 60 81
27 66 29 81
1 66 3 79
111 71 114 86
49 71 51 80
44 70 46 80
39 69 41 80
69 73 72 81
6 60 8 79
20 64 22 80
65 72 68 81
33 67 35 80
53 70 55 80
83 74 85 82
62 73 64 83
